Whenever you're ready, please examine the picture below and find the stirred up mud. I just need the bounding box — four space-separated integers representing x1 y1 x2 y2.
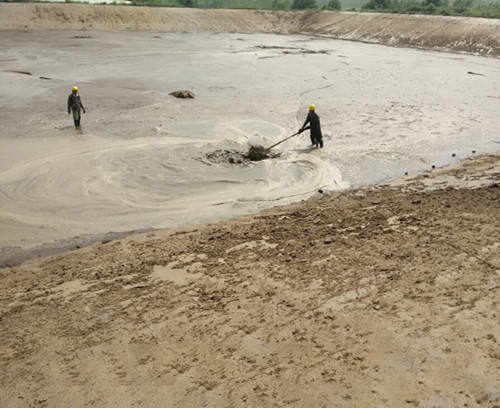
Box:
246 145 277 161
1 29 499 262
203 146 280 165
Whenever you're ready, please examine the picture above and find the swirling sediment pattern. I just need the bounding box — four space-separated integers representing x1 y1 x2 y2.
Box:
1 31 499 257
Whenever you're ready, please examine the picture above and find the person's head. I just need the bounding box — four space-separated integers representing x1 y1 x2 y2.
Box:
309 104 316 112
72 86 78 94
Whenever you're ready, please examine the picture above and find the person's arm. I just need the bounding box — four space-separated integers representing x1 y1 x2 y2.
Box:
299 115 310 133
67 95 71 113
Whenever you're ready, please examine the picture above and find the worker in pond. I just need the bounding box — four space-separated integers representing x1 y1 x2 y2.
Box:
299 104 323 148
67 86 86 127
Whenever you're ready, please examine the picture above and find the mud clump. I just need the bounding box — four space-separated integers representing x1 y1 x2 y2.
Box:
247 145 271 161
169 90 195 99
203 146 279 165
205 149 251 165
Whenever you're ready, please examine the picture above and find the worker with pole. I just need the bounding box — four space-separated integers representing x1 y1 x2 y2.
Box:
299 104 323 148
247 103 324 160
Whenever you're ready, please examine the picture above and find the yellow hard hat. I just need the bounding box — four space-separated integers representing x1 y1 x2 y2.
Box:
72 86 78 91
309 104 316 111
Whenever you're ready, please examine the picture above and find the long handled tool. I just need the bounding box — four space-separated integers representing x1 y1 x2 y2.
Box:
265 130 301 151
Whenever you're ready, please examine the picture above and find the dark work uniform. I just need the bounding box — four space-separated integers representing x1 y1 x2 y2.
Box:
301 111 323 148
67 93 85 127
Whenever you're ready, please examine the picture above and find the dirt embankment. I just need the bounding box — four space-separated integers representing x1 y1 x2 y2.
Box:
1 153 499 407
1 3 500 56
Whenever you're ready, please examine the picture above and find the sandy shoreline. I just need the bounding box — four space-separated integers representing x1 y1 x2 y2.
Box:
1 152 499 407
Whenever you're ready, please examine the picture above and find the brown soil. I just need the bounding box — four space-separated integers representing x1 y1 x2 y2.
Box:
1 4 500 56
0 5 499 407
1 153 498 407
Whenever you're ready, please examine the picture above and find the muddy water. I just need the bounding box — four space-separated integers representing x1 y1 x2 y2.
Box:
1 31 499 263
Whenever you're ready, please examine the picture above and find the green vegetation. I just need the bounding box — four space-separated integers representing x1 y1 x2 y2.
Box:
323 0 342 9
292 0 317 8
361 0 500 17
128 0 500 14
129 0 295 8
131 0 179 6
192 0 500 17
1 0 498 17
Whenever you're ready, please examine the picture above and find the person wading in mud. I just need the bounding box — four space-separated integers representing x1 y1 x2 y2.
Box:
299 104 323 148
67 86 86 127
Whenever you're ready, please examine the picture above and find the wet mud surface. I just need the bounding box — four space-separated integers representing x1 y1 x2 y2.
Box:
204 149 254 165
1 30 499 263
203 146 281 165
